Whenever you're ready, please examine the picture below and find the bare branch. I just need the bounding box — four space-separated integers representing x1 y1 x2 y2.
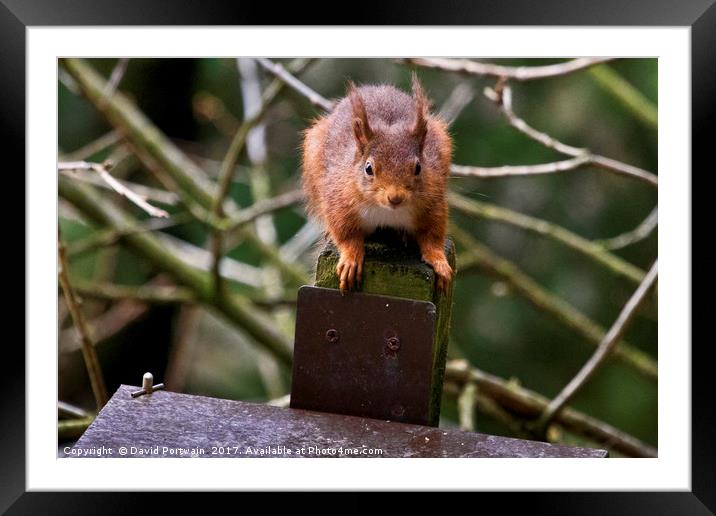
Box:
589 155 659 186
58 234 108 409
279 220 323 262
587 65 658 129
596 207 658 250
100 58 130 104
59 161 169 218
62 58 308 288
61 58 227 217
211 58 316 297
451 156 590 178
485 85 658 187
451 225 657 380
156 232 262 288
225 189 304 232
458 381 477 431
251 295 298 309
61 130 122 162
537 261 658 430
60 300 148 353
70 280 196 304
210 59 282 192
58 417 95 442
404 57 614 81
66 214 190 258
444 381 533 439
58 400 90 419
449 191 646 285
445 360 657 457
256 58 336 112
438 82 475 125
485 85 586 155
58 67 80 94
60 167 180 206
60 176 294 366
238 58 296 399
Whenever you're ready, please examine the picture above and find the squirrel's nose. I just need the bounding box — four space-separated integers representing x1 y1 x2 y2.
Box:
388 194 404 206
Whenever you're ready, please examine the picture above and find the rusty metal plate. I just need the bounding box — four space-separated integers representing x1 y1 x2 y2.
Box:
290 286 437 425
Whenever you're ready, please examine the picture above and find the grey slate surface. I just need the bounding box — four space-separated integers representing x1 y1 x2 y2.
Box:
69 385 608 458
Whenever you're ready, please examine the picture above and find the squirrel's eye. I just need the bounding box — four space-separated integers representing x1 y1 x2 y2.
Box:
365 162 373 176
415 162 422 176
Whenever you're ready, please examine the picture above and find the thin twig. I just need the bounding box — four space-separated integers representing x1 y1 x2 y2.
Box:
449 191 646 285
439 82 475 125
216 58 316 205
587 65 658 129
589 155 659 186
59 176 294 366
58 233 108 410
59 300 148 353
536 261 658 430
62 59 308 288
404 57 615 81
70 280 196 304
444 381 532 439
451 225 657 380
279 220 322 262
596 207 658 250
458 382 477 431
156 232 263 288
65 213 190 258
58 68 80 94
61 130 122 162
214 59 315 204
451 156 591 178
210 58 315 297
58 417 95 442
486 85 658 187
209 232 226 298
61 58 226 218
250 295 298 309
60 167 180 206
100 58 130 105
59 161 169 218
225 189 304 232
58 400 90 419
256 58 335 112
238 57 293 399
445 360 657 457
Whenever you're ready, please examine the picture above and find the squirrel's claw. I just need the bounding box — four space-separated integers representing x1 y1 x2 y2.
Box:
424 255 452 293
337 255 363 293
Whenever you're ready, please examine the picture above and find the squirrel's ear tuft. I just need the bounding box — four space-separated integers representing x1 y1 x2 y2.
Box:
411 72 429 149
348 82 373 151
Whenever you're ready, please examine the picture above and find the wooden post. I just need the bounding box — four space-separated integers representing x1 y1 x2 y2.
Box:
308 228 456 426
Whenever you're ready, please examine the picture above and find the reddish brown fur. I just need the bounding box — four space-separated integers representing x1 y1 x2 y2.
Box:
301 74 453 292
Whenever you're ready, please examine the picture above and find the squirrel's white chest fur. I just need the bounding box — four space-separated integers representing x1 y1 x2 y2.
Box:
359 204 415 233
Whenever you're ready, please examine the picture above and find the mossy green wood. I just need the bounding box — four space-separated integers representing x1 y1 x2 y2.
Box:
314 229 456 426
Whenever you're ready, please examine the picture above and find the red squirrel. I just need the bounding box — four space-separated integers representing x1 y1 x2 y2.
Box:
302 74 453 293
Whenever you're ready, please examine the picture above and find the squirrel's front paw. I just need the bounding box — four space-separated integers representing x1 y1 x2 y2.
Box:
424 255 453 293
336 253 364 293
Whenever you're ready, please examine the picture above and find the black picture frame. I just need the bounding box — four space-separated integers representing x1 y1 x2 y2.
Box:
6 0 711 511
